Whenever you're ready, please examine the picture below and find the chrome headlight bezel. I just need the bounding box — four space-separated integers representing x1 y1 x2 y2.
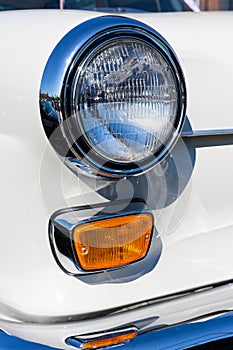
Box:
40 16 186 179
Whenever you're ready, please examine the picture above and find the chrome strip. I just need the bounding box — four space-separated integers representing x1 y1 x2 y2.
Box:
182 129 233 137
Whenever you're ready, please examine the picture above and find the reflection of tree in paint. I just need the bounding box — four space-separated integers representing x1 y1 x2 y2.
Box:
199 0 233 10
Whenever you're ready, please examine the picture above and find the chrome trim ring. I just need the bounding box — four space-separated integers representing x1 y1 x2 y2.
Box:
40 16 186 179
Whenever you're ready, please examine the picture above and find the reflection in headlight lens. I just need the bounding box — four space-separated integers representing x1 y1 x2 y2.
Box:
71 39 178 163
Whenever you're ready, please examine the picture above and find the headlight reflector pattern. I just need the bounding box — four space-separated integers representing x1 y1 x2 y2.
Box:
72 39 178 163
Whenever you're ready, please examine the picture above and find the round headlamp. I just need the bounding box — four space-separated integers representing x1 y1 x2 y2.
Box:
40 16 186 178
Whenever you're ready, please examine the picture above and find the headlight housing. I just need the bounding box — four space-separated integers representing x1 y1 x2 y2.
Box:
40 16 186 178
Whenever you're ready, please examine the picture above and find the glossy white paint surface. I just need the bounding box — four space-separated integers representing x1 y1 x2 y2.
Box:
0 9 233 348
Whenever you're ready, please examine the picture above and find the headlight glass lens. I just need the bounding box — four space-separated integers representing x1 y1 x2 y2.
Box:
71 39 178 163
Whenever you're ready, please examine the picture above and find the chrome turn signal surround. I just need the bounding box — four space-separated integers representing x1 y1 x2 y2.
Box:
66 328 138 349
49 200 162 281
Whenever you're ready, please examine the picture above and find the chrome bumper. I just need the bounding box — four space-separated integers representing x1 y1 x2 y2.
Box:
113 311 233 349
1 282 233 349
2 311 233 350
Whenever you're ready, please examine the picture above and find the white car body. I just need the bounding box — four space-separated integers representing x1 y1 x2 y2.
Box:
0 8 233 350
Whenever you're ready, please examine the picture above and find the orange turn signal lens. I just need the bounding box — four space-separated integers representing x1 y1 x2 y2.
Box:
73 213 153 271
82 330 137 349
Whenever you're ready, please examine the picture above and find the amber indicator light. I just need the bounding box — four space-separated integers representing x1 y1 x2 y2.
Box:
73 213 153 271
82 330 137 349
